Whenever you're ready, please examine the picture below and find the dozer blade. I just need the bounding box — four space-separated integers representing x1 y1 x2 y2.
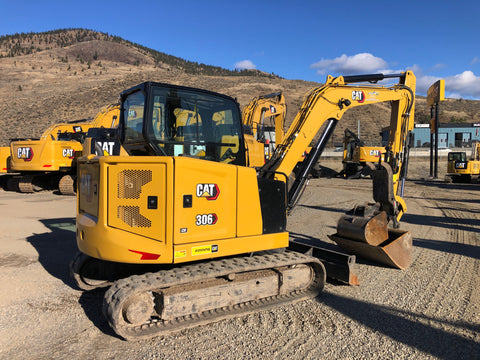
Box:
328 212 413 270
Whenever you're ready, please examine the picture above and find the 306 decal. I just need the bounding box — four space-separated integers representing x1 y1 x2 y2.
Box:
195 213 218 226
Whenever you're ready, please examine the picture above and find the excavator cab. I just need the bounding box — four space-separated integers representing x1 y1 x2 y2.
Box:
120 82 246 166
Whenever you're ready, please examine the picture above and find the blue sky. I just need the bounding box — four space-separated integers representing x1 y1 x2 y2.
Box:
1 0 479 99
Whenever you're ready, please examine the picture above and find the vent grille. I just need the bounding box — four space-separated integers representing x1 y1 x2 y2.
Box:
117 206 152 228
118 169 152 199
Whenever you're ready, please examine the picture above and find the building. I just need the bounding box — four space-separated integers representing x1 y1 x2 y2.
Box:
381 123 480 148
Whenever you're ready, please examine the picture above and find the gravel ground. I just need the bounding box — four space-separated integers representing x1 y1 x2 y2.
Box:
0 160 478 359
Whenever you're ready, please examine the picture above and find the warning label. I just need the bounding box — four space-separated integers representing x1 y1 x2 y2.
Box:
191 244 219 256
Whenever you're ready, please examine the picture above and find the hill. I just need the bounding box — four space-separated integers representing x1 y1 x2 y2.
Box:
1 28 479 147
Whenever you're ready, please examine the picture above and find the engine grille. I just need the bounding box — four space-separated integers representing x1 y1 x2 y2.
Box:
117 205 152 228
118 169 152 199
116 169 153 228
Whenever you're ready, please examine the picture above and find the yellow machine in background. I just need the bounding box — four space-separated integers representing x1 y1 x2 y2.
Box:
342 128 386 178
73 72 416 340
0 146 10 173
242 92 287 167
6 104 120 194
445 141 480 183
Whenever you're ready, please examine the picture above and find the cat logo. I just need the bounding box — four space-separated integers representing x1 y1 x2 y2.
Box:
352 90 365 103
196 183 220 200
96 141 115 156
369 149 381 157
17 147 33 161
62 148 75 159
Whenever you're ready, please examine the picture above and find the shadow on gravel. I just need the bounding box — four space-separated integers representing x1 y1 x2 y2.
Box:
320 292 480 360
413 238 480 260
402 212 480 233
297 204 349 215
26 217 78 288
26 217 123 339
78 289 121 339
410 179 480 189
289 232 340 252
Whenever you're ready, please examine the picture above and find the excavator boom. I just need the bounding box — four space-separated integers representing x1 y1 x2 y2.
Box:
260 72 416 268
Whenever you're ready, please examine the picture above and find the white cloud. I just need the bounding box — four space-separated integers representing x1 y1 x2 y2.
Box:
445 71 480 98
234 60 256 70
309 53 480 99
310 53 388 75
309 54 480 99
471 57 479 65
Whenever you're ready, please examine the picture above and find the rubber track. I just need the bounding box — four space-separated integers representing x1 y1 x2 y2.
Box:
18 175 35 193
103 251 325 340
59 175 75 195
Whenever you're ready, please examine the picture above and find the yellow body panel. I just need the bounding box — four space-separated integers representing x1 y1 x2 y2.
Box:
173 157 236 244
10 137 86 172
356 146 386 163
172 232 288 263
447 160 480 175
245 135 267 167
77 155 286 264
0 146 10 173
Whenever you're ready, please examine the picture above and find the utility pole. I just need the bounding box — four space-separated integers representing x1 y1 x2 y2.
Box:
427 80 445 179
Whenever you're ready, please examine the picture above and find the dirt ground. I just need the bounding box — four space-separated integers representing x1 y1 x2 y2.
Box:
0 159 479 360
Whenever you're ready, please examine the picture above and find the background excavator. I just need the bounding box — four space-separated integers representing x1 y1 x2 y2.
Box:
242 92 286 167
72 72 416 340
3 104 120 194
445 141 480 183
341 128 386 178
0 146 10 173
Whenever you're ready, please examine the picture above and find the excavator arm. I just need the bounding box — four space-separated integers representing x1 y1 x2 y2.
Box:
261 72 415 220
260 72 416 269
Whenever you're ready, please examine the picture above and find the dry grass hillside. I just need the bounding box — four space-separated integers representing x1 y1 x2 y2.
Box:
1 29 479 147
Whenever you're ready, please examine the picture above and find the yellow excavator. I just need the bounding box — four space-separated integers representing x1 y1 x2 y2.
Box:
5 104 120 194
342 128 386 178
72 72 416 340
242 92 287 167
445 141 480 183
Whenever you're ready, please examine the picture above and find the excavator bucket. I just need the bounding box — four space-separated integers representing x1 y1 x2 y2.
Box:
328 211 413 270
